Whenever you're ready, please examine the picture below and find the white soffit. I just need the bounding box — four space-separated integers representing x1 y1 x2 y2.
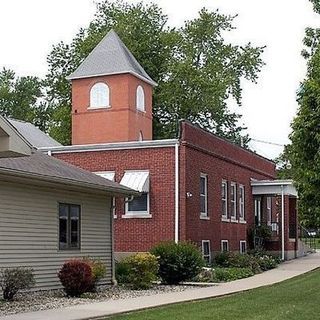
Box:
120 171 149 192
251 179 298 197
95 171 115 181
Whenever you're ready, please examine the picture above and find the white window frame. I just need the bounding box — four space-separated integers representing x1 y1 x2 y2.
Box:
240 240 247 254
239 184 245 222
221 180 228 220
200 173 208 218
89 82 110 109
125 192 150 217
267 197 272 226
202 240 211 264
136 85 145 112
221 240 229 252
230 182 237 220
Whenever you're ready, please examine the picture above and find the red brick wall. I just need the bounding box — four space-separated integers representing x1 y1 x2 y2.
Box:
55 147 175 252
54 122 277 255
71 74 153 145
179 122 276 253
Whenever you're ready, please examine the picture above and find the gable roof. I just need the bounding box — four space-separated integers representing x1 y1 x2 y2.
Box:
67 29 157 86
7 118 61 148
0 116 33 158
0 151 137 196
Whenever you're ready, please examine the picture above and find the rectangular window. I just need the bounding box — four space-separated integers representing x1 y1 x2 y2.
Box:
230 182 237 220
240 241 247 254
200 174 208 217
267 197 272 226
59 203 80 250
221 240 229 252
221 180 228 218
239 185 245 221
126 193 149 215
202 240 211 264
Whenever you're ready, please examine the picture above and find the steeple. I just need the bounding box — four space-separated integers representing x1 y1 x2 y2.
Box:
69 30 155 145
67 29 157 86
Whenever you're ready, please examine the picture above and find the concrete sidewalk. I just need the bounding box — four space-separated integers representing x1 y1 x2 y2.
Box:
2 253 320 320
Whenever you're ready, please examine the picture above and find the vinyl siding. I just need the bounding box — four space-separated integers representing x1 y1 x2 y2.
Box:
0 180 112 290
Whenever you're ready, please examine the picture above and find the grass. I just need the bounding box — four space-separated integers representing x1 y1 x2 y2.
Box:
107 268 320 320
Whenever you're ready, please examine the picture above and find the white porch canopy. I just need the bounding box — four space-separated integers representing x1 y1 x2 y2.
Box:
250 179 298 261
251 179 297 197
120 171 150 192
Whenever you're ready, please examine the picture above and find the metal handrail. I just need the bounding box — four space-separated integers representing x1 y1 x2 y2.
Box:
299 225 317 250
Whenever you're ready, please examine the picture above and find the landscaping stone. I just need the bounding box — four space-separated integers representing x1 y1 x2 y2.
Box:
0 285 200 316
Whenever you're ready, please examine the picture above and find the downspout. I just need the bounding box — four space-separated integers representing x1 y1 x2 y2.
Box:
281 185 285 261
175 141 179 243
110 200 116 285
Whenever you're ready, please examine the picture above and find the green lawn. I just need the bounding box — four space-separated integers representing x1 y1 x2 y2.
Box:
108 269 320 320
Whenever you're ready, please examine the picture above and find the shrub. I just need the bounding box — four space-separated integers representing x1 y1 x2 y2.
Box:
82 257 107 291
119 253 159 289
257 255 278 271
115 260 131 284
213 252 230 267
0 268 35 301
213 252 261 274
193 267 215 282
151 241 204 285
58 260 93 297
212 267 254 282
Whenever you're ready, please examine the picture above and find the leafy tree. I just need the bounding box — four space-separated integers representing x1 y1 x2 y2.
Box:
274 149 293 179
287 0 320 227
45 1 264 145
0 68 49 131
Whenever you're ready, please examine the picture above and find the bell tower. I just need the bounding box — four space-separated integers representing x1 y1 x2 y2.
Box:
67 30 157 145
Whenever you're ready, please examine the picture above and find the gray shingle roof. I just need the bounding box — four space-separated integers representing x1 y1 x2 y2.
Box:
67 29 157 86
7 118 61 148
0 151 136 195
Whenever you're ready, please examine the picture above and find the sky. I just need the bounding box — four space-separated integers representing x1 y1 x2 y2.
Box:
0 0 319 159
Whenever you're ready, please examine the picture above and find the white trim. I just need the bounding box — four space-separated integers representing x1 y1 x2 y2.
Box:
39 139 179 154
200 173 208 217
240 240 247 254
174 142 179 243
67 70 158 87
239 184 245 221
230 182 237 219
121 213 152 219
281 185 285 261
87 105 111 110
221 240 229 252
202 240 211 264
267 196 272 226
89 82 110 109
221 180 228 219
125 192 150 216
136 85 145 112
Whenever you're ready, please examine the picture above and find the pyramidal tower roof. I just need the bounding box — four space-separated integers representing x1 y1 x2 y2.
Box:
67 29 157 86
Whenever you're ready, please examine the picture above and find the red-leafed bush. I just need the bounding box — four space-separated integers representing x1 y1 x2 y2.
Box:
58 260 93 297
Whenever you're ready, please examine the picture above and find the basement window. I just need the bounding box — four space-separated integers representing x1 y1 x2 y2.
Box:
202 240 211 264
221 240 229 252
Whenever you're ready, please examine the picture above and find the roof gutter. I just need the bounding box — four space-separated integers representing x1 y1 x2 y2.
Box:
39 139 179 154
0 167 138 197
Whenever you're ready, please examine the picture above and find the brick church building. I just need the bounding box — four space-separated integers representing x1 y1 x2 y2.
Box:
41 30 299 261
